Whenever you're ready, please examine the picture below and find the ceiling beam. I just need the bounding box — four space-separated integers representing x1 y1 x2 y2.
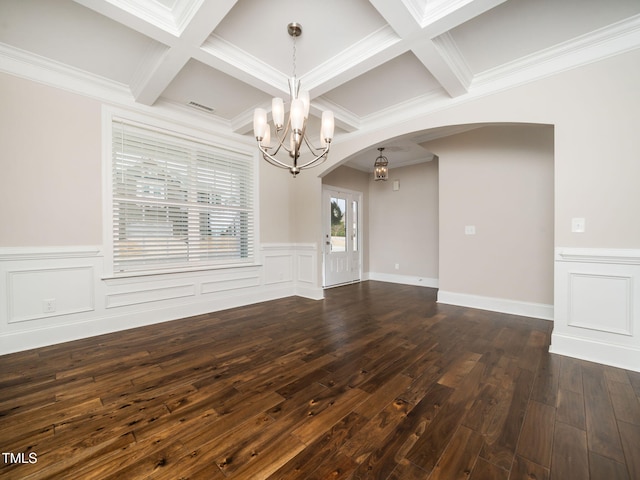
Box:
368 0 508 99
133 1 239 105
302 25 406 98
196 35 288 98
77 0 241 106
73 0 176 45
422 0 510 37
368 0 469 97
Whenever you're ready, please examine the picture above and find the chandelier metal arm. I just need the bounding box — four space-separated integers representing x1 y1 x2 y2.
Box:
270 125 291 156
302 134 325 156
296 142 331 169
257 143 294 169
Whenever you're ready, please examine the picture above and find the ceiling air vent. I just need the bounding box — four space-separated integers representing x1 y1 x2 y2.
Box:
187 101 215 113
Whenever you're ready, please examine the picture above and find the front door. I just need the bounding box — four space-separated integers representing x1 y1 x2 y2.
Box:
323 186 362 287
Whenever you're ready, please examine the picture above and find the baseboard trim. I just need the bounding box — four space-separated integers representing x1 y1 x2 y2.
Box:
437 290 554 320
366 272 439 288
295 286 324 301
550 333 640 372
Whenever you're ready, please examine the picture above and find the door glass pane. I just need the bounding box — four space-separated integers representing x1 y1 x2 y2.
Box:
352 200 358 252
330 197 346 252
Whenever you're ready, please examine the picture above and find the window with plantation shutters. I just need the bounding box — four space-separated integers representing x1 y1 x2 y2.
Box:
109 119 255 274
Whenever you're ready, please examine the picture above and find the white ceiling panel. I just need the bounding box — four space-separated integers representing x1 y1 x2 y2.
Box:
212 0 387 77
161 59 270 119
321 52 443 118
152 0 179 9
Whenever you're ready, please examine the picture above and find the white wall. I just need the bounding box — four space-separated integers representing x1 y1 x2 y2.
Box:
428 124 554 317
0 73 103 246
258 160 293 243
316 49 640 371
0 72 320 354
321 50 640 250
368 161 439 287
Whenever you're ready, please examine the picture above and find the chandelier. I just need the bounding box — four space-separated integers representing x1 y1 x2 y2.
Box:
253 23 335 177
374 148 389 181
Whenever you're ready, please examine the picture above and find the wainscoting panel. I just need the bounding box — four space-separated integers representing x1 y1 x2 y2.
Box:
294 244 322 300
0 243 321 355
552 248 640 372
105 284 196 309
262 253 294 285
568 272 632 335
8 266 95 323
201 272 261 295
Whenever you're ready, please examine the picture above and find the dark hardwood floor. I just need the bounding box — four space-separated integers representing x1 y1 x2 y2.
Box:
1 281 639 479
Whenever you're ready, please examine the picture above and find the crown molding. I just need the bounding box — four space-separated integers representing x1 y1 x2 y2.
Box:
422 0 471 27
230 101 264 135
301 25 402 94
0 42 246 140
0 42 133 103
129 42 171 101
360 88 447 130
401 0 427 26
312 97 361 133
171 0 209 36
109 0 181 36
200 34 288 96
473 14 640 91
432 32 473 90
84 0 207 37
306 14 640 143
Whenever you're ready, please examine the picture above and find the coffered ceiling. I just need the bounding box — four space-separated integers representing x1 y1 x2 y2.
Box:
1 0 639 171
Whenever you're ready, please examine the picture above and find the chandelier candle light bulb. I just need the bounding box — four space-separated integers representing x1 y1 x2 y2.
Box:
253 108 267 140
253 22 334 177
272 98 284 127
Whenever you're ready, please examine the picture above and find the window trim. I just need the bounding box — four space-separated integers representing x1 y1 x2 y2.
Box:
102 107 260 278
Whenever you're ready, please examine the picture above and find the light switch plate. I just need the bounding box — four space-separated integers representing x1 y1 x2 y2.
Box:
465 225 476 235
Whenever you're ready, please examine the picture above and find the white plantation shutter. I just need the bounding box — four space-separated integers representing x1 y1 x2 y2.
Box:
111 119 255 274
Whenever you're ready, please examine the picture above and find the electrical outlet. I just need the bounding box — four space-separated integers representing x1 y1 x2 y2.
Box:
571 217 585 233
395 263 400 270
43 299 56 313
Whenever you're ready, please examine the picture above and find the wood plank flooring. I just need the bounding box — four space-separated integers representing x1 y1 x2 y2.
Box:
1 281 638 479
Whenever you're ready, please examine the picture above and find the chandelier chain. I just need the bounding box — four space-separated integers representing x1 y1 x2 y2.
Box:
292 33 297 78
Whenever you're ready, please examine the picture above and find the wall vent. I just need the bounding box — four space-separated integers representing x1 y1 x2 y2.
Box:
187 101 215 113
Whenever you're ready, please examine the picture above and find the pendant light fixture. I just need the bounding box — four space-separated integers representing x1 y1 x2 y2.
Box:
374 147 389 181
253 23 335 177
